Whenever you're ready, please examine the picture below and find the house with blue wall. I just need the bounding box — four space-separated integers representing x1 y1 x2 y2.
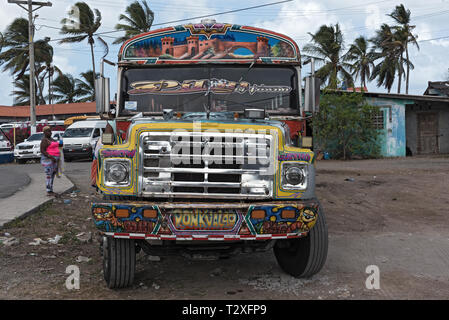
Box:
361 92 449 157
310 90 449 158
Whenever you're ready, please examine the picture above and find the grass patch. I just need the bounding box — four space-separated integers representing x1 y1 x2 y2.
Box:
59 232 81 245
44 207 60 216
2 217 27 229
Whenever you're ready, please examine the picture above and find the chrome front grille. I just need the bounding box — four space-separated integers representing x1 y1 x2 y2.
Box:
18 145 33 150
138 131 276 199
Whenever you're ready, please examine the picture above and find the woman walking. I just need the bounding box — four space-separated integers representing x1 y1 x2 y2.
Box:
40 126 60 196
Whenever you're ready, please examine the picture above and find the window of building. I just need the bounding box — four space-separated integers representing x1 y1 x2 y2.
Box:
371 108 385 130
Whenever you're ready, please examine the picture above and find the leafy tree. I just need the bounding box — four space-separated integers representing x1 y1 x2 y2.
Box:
388 4 419 94
12 74 32 106
303 24 354 89
0 18 55 104
344 36 374 89
51 73 83 104
0 31 4 53
312 92 381 160
60 2 102 83
113 0 154 44
76 70 99 102
369 23 413 93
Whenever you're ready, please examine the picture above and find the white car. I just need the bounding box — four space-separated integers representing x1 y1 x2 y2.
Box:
63 120 107 161
0 130 13 164
14 131 64 164
0 130 12 152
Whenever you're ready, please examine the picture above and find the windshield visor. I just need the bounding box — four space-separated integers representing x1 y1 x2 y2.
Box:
120 65 297 114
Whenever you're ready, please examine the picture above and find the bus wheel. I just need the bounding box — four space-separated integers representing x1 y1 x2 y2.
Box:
273 206 328 278
102 236 136 289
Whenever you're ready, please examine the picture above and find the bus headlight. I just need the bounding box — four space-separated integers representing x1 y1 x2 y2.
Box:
104 159 130 186
281 163 307 190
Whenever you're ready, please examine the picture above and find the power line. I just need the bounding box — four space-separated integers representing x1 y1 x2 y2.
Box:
418 35 449 42
45 0 295 40
99 0 298 35
41 0 449 41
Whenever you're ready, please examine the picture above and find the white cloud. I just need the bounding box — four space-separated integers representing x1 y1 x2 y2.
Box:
256 1 341 44
53 55 77 75
1 0 449 103
365 4 382 33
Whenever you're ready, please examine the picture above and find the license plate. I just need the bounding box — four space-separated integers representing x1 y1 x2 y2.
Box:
21 151 32 154
170 209 238 231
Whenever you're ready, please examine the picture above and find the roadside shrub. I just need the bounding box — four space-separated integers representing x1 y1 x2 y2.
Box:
312 91 381 160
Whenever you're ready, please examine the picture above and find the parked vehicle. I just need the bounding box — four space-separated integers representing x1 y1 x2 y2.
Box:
0 129 13 164
64 116 100 127
0 129 12 152
91 20 326 288
14 131 64 164
0 121 65 146
63 120 107 162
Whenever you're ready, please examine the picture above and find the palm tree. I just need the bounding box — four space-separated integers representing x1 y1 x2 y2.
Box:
60 2 101 81
0 31 4 53
0 18 29 77
51 73 83 104
370 24 400 93
344 36 374 89
0 18 55 103
113 0 154 44
370 57 396 93
303 24 354 89
76 70 99 102
370 23 414 94
11 74 32 106
388 4 419 94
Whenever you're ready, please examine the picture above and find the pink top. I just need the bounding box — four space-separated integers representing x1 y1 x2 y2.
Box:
47 141 60 157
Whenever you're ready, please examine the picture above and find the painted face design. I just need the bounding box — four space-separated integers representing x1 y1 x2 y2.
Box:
302 209 316 223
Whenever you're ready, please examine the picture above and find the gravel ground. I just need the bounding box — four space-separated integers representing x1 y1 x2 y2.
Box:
0 155 448 299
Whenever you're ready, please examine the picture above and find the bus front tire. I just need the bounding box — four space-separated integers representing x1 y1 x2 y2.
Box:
273 206 328 278
102 236 136 289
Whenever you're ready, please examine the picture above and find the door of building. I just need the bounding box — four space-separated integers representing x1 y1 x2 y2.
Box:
417 112 439 154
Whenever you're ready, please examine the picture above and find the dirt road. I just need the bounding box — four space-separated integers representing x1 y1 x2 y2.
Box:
1 156 448 299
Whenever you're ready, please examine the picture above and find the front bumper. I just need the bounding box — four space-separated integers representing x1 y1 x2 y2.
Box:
63 146 92 159
92 199 319 241
14 150 40 159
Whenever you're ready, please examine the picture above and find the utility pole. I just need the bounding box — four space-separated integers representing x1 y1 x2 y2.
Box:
311 57 315 113
8 0 52 134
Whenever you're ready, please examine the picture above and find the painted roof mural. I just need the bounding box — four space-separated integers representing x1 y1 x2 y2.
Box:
119 22 300 64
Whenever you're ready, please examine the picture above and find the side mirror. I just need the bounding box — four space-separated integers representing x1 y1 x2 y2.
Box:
102 133 114 145
95 77 110 114
300 136 313 148
304 76 320 113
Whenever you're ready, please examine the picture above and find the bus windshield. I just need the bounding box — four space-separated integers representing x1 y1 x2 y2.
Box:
120 65 297 114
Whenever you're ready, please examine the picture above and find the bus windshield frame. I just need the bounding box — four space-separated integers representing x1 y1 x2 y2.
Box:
118 64 299 116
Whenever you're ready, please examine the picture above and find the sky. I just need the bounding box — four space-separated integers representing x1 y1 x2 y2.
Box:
1 0 449 106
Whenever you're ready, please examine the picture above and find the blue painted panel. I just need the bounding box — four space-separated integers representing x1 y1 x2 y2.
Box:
365 97 409 157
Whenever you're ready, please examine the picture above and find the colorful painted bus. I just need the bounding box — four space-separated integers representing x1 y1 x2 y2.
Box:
92 20 327 288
